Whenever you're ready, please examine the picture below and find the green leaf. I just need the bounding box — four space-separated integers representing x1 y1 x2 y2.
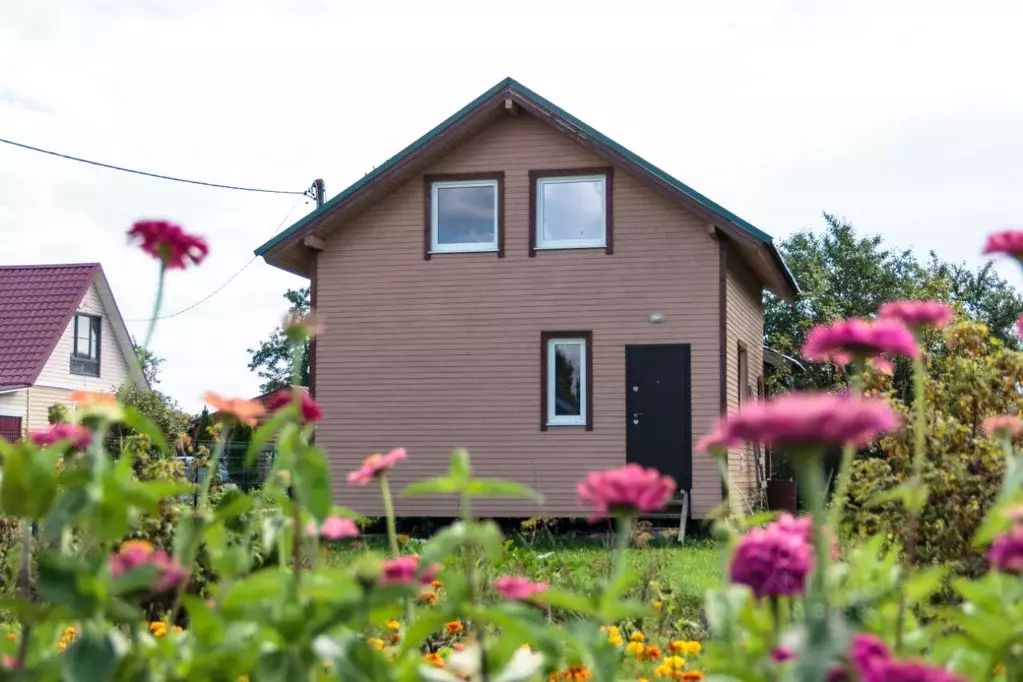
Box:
256 650 309 682
332 637 395 682
448 448 471 483
401 477 462 497
64 631 121 682
41 488 90 543
182 595 222 644
420 520 504 566
37 554 98 615
173 511 208 565
866 482 916 509
120 405 168 453
294 446 332 520
398 609 455 656
245 409 290 466
463 479 540 500
905 565 947 604
215 489 255 523
109 565 160 597
0 440 60 519
537 588 597 615
221 569 290 613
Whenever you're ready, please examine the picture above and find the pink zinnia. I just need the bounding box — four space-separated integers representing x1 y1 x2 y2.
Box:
379 555 439 586
850 633 890 681
981 414 1023 439
870 660 967 682
802 318 918 365
305 515 359 540
128 220 209 270
346 448 407 486
695 427 740 457
266 389 323 423
878 300 955 332
773 513 840 560
730 522 812 598
988 528 1023 574
983 230 1023 259
29 423 92 450
576 464 675 521
770 645 795 662
493 575 548 600
697 393 899 454
109 540 189 594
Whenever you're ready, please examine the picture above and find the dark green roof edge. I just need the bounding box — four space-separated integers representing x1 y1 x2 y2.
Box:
255 77 798 294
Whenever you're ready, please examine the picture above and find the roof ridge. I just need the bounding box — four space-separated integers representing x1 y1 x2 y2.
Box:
0 262 101 271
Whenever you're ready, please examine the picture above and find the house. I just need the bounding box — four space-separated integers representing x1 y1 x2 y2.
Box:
0 264 144 440
255 78 798 519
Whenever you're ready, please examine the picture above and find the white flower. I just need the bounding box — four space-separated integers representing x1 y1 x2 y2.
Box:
418 645 544 682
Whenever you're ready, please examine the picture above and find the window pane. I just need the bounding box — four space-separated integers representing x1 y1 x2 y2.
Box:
552 342 582 416
435 184 496 246
75 316 90 355
541 178 605 243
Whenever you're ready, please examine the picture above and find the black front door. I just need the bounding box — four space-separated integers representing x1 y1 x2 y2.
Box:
625 344 692 490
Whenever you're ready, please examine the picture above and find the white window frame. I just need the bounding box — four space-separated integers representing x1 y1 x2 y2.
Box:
546 337 587 427
430 179 499 254
535 174 607 250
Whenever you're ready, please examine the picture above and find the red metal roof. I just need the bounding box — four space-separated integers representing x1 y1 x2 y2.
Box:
0 264 99 388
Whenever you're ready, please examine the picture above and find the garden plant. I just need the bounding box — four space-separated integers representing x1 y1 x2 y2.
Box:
0 220 1020 681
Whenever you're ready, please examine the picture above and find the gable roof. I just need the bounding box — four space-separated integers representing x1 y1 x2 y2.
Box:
0 264 146 389
255 77 798 299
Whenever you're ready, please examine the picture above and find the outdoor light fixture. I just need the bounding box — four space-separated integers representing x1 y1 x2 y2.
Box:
649 312 665 323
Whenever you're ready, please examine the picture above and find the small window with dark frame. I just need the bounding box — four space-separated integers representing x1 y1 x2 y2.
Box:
429 178 499 253
542 333 592 428
71 313 101 377
737 343 748 407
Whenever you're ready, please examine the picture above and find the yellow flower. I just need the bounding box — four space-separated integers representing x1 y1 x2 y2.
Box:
445 621 463 635
630 631 645 642
386 619 400 630
665 655 686 669
424 652 444 667
639 679 650 682
608 634 623 646
668 640 685 654
5 633 15 642
238 677 250 682
171 626 184 634
684 641 701 655
653 601 663 611
625 641 645 657
368 638 384 651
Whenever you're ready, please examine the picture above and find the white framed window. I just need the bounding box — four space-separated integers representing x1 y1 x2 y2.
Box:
546 336 588 427
430 179 499 253
536 174 607 250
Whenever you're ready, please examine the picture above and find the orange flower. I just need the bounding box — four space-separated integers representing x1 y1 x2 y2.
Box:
202 393 265 426
644 646 662 660
444 621 463 635
398 534 410 544
423 652 444 667
390 632 400 643
70 390 117 405
668 641 685 654
431 579 443 589
419 591 438 605
680 673 704 681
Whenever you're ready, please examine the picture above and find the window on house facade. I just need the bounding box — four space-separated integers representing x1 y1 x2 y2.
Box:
541 332 593 429
737 342 748 407
534 172 609 250
429 177 500 254
71 313 101 377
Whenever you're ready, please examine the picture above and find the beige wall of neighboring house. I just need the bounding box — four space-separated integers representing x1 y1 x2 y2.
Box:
315 114 724 518
724 252 766 511
0 390 28 425
36 282 130 393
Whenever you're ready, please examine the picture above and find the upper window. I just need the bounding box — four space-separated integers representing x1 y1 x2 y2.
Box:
542 334 592 428
738 343 748 406
429 178 500 254
535 174 608 250
71 313 101 377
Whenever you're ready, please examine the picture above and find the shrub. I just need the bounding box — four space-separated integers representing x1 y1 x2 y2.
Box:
46 403 69 426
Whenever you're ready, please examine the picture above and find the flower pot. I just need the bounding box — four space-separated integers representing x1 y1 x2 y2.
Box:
766 479 798 514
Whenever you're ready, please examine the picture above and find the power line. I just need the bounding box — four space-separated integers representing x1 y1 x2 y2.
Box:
0 136 312 197
124 195 310 323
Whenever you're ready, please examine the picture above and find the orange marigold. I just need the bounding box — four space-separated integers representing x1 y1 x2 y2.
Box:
202 393 265 426
423 652 444 667
419 591 438 605
444 621 463 635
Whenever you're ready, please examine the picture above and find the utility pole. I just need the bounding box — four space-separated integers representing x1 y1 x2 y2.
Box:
313 178 325 207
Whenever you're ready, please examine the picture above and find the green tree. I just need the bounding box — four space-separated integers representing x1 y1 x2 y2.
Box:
132 336 165 386
247 287 310 393
114 384 189 444
765 213 1023 391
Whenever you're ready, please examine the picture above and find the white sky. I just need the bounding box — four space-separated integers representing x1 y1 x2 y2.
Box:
2 0 1022 412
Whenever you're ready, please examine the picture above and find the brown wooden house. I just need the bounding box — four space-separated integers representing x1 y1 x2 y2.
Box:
255 78 798 519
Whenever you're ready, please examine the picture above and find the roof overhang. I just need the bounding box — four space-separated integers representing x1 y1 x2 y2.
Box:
256 78 799 301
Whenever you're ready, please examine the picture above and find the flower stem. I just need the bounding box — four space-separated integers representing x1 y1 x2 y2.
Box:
794 453 831 682
828 367 865 532
141 266 166 355
197 426 229 511
895 353 929 651
610 514 632 588
16 521 33 667
380 474 399 558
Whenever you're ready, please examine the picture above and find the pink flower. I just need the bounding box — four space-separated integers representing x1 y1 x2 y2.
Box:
266 389 323 423
983 230 1023 259
802 318 918 365
305 515 359 540
988 528 1023 574
576 464 675 521
877 300 955 332
2 656 16 669
696 393 899 454
493 576 548 600
981 414 1023 439
850 633 890 681
730 521 812 598
1017 315 1023 339
29 423 92 450
109 540 189 594
346 448 407 486
770 645 794 662
773 513 840 560
379 555 439 586
870 660 967 682
695 427 740 457
128 220 209 270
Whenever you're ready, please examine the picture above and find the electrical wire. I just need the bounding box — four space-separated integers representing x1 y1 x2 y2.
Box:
123 195 310 322
0 136 312 197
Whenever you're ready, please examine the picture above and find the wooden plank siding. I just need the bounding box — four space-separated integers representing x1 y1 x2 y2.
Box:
315 113 727 518
724 248 765 512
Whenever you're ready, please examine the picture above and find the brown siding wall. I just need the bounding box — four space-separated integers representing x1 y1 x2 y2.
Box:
316 114 725 518
724 249 765 512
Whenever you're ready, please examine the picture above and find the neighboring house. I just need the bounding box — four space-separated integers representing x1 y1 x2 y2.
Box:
0 264 144 440
255 78 799 519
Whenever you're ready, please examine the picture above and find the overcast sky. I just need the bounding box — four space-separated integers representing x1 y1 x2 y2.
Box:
2 0 1022 412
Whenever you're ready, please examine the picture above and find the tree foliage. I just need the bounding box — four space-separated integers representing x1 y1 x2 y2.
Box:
765 213 1023 391
114 383 189 443
247 287 310 393
132 336 165 386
